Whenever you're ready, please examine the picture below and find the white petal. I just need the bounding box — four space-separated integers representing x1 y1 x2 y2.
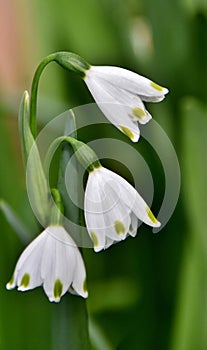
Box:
17 250 43 291
84 210 107 252
93 77 152 126
70 249 88 298
128 96 152 125
85 75 140 142
8 231 47 291
128 212 138 237
85 168 132 248
85 168 131 245
84 169 106 214
86 66 169 100
15 231 47 272
105 237 115 249
84 167 161 254
106 104 140 142
41 227 75 302
7 225 88 302
99 180 131 241
97 167 137 209
99 168 160 228
131 193 161 228
139 95 166 102
84 172 107 251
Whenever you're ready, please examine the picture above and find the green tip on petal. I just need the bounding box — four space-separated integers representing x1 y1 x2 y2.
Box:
54 279 63 301
83 278 88 294
20 273 30 288
146 207 160 225
114 221 125 235
120 126 134 141
91 231 99 248
132 107 146 119
83 65 92 80
87 161 102 173
6 273 15 289
150 81 164 92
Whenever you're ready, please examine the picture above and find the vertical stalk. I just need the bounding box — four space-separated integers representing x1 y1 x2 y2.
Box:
51 110 90 350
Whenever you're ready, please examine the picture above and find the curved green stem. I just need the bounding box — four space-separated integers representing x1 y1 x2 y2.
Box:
30 53 57 138
44 135 101 175
44 136 66 174
50 188 64 226
65 109 78 140
29 51 90 138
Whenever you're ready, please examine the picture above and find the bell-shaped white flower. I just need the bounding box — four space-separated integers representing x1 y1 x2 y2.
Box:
84 166 161 252
84 65 168 142
6 225 88 302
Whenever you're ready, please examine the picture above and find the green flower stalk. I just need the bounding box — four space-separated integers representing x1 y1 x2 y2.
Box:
29 52 90 138
45 136 101 174
50 188 64 226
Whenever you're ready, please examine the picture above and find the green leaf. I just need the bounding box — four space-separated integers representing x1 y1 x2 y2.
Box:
0 199 31 244
51 296 90 350
170 97 207 350
170 238 207 350
89 317 114 350
19 91 33 164
181 97 207 239
19 92 52 225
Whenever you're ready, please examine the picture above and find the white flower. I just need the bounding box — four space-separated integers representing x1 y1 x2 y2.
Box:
84 166 161 252
84 65 168 142
6 226 88 302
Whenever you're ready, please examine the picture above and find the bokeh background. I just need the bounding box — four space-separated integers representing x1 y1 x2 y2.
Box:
1 0 207 349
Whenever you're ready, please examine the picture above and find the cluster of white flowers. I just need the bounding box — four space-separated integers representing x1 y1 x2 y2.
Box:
83 64 166 250
7 58 168 302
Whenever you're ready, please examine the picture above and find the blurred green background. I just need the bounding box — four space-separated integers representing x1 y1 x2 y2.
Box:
1 0 207 349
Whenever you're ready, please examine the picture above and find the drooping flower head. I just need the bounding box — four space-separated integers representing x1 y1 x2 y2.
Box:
28 52 168 143
6 225 88 302
51 52 168 142
44 135 161 253
84 65 168 142
84 165 160 252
